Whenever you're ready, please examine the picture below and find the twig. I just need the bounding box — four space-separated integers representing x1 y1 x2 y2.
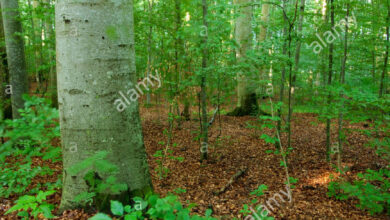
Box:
213 167 247 195
208 107 219 127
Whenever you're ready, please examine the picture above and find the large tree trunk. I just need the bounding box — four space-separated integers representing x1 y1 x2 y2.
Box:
56 0 152 211
228 0 258 116
0 0 28 119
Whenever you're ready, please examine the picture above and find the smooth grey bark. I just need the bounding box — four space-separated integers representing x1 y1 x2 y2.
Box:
228 0 258 116
0 0 28 119
56 0 152 211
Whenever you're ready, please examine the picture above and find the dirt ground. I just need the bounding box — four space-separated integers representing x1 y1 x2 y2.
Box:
0 101 388 219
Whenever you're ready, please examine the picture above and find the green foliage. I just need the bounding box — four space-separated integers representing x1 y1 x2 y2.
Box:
0 95 60 162
5 190 56 219
90 193 216 220
0 162 52 198
240 184 274 220
0 96 60 198
328 169 390 215
68 151 128 209
250 184 268 197
154 129 185 180
327 93 390 215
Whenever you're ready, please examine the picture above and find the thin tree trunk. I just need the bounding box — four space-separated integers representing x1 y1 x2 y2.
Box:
0 6 5 122
174 0 182 128
293 0 305 85
337 3 349 172
379 2 389 98
277 1 288 138
258 3 269 96
1 0 28 119
56 0 152 211
287 0 299 149
146 0 153 105
33 0 43 93
200 0 209 161
43 0 57 107
27 0 38 87
326 0 335 162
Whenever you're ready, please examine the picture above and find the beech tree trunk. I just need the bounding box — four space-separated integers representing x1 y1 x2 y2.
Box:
0 0 28 119
228 0 258 116
56 0 152 211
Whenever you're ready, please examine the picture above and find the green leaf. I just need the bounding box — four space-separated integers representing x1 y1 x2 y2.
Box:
124 213 139 220
39 204 55 218
124 205 132 213
110 200 124 216
205 209 212 217
89 213 112 220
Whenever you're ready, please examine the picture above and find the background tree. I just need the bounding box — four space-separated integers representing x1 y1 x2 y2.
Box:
0 0 28 119
229 0 258 116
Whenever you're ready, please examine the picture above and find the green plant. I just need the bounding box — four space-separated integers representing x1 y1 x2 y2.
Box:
0 96 60 199
328 169 390 215
240 185 274 220
153 141 184 180
5 190 56 219
68 151 128 210
90 193 216 220
0 95 61 162
0 162 52 198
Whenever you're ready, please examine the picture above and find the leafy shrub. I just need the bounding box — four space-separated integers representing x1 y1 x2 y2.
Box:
0 162 52 198
0 95 61 162
240 185 274 220
90 193 216 220
5 190 56 219
328 169 390 215
68 151 128 210
0 96 60 198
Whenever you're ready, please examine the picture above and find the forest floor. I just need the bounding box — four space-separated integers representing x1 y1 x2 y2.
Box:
0 101 388 219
